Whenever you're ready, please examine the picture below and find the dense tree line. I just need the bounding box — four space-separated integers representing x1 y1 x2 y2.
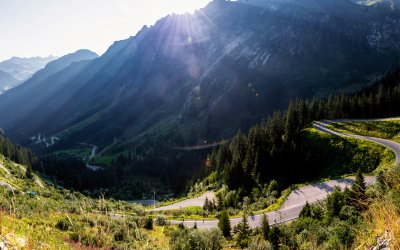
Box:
0 134 38 167
206 67 400 203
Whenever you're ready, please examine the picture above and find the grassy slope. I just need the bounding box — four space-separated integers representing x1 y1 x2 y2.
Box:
303 128 394 176
0 154 172 249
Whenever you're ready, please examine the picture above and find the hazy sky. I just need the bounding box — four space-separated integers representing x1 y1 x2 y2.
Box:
0 0 212 61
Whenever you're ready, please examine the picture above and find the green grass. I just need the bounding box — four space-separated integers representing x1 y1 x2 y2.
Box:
328 120 400 143
92 152 119 166
52 145 92 160
303 128 395 176
0 152 174 249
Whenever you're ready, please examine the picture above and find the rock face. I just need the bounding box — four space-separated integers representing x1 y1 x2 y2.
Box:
0 0 399 173
370 230 392 250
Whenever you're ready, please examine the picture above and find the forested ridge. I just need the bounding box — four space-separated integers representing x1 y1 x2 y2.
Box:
0 132 38 167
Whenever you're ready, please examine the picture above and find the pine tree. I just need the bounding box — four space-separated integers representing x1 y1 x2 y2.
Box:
216 192 224 210
25 165 33 179
218 210 231 238
352 168 367 210
284 101 298 143
376 170 386 193
235 215 251 248
261 214 270 241
203 197 209 211
268 226 281 249
299 201 312 218
326 187 343 221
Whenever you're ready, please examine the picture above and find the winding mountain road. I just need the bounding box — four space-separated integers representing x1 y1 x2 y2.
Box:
79 143 103 171
168 177 375 229
162 119 400 229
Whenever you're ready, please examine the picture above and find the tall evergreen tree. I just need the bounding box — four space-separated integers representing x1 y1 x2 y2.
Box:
25 165 33 180
299 201 312 218
352 168 367 210
376 170 386 193
235 215 251 248
218 210 231 238
326 187 343 221
261 214 270 241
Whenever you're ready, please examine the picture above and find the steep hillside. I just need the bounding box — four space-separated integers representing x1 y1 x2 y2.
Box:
0 55 57 82
0 145 174 249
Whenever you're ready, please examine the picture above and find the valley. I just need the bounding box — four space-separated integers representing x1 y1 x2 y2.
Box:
1 0 400 248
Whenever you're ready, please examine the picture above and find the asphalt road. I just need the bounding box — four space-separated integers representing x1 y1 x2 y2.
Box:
168 177 375 229
150 191 216 212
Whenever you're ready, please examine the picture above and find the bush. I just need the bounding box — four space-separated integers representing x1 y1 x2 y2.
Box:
170 228 224 250
326 221 355 249
155 216 167 226
247 235 273 250
114 228 127 242
144 216 153 230
56 217 70 231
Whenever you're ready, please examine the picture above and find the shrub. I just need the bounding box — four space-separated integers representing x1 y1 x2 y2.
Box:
114 228 127 242
247 235 273 250
155 216 167 226
144 216 153 230
56 217 70 231
170 228 224 250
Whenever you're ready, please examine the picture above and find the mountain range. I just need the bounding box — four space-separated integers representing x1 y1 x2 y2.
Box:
0 0 399 186
0 55 57 82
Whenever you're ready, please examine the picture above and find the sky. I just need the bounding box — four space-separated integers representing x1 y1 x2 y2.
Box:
0 0 212 61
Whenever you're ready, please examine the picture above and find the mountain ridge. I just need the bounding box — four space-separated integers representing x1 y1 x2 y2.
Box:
0 55 58 82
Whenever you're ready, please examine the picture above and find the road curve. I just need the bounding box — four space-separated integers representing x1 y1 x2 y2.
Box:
164 119 400 229
168 177 375 229
313 120 400 165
